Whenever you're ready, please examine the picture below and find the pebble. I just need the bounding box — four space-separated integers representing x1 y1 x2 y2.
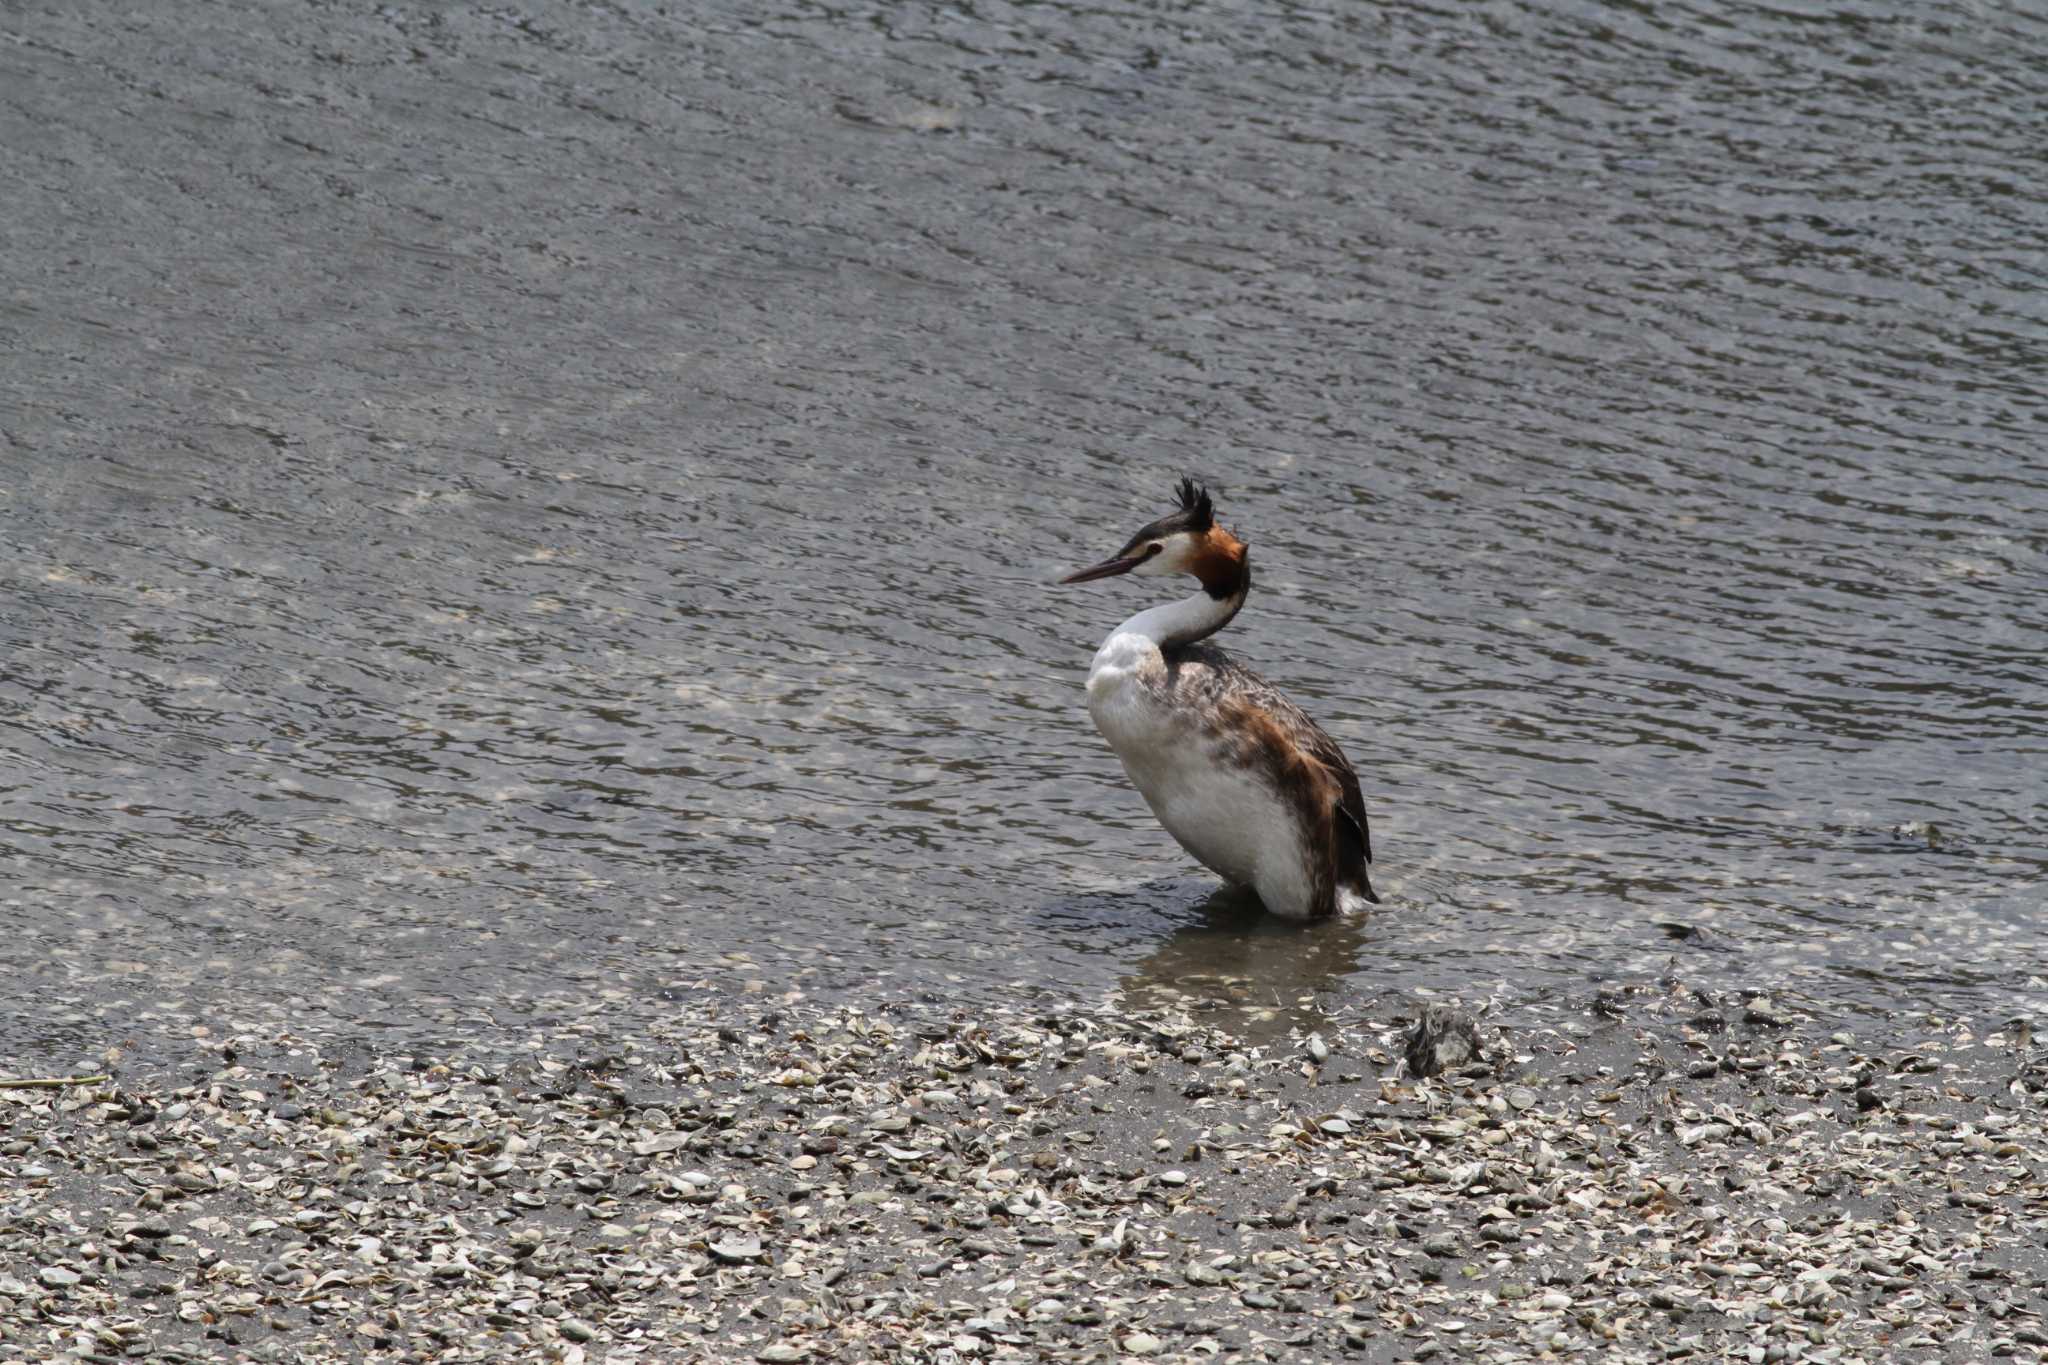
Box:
633 1132 691 1156
709 1236 764 1264
1121 1330 1164 1355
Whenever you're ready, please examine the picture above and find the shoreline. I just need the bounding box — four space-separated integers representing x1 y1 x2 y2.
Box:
3 978 2045 1363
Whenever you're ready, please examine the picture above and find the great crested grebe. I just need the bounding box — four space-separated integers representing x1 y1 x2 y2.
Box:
1060 478 1379 920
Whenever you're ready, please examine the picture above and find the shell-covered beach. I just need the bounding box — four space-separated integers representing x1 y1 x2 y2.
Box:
7 979 2046 1362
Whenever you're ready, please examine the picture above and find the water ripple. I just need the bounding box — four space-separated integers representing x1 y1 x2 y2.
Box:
1 0 2044 1065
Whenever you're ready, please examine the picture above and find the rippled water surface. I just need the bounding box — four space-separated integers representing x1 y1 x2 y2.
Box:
4 0 2044 1067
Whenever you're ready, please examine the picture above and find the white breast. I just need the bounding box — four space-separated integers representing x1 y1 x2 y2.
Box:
1085 630 1318 919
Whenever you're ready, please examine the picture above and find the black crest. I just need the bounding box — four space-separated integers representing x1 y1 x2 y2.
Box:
1174 477 1214 532
1116 475 1221 556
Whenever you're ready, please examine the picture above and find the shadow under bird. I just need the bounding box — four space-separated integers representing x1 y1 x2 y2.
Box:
1060 479 1379 920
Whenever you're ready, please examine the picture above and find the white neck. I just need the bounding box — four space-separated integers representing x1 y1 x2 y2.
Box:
1110 585 1243 654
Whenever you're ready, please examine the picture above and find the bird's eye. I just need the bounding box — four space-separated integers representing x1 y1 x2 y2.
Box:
1144 543 1164 558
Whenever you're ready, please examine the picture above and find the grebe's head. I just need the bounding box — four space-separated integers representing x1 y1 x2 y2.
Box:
1060 477 1247 596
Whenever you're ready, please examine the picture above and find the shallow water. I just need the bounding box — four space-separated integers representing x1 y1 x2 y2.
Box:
3 0 2045 1068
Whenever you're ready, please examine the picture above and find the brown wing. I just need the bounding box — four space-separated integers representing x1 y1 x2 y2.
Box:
1294 716 1379 903
1298 724 1373 861
1160 643 1379 905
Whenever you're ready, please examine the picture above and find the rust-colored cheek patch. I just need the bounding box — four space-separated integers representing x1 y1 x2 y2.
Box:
1191 528 1248 597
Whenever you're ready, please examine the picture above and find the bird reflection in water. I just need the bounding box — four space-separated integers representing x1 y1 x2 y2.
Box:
1117 883 1374 1044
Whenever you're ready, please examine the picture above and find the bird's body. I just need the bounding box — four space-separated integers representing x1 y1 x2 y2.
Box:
1062 480 1378 920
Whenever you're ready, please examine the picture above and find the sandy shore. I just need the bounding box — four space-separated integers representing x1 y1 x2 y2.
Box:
3 977 2046 1363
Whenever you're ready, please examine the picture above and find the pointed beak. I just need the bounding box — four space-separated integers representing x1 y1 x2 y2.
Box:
1059 554 1146 585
